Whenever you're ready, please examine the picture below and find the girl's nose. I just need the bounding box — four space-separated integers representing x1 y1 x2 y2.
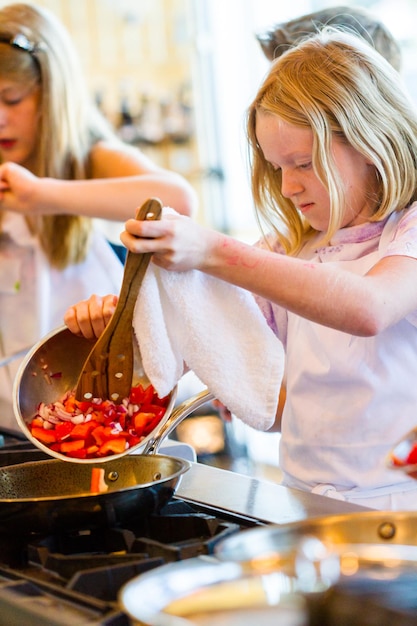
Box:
0 104 7 127
281 169 303 199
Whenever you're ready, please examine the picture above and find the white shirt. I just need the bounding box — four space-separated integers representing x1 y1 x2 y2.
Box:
0 213 123 431
255 203 417 508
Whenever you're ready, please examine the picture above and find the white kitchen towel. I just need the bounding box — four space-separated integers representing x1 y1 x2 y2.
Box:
132 264 285 430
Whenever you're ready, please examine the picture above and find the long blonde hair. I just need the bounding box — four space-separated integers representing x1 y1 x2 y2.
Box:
247 28 417 255
0 3 118 268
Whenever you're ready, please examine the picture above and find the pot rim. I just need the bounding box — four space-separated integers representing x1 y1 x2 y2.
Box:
12 325 178 463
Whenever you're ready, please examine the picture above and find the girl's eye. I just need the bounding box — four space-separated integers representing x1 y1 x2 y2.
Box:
297 162 312 170
1 91 26 105
4 97 23 105
1 84 37 106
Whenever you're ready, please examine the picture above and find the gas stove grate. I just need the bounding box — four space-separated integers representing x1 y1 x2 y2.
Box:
0 498 244 625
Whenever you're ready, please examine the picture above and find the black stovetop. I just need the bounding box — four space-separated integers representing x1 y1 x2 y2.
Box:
0 497 252 626
1 432 417 626
0 432 259 625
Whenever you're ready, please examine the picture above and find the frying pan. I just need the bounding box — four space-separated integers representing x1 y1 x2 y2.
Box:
5 375 213 534
0 454 191 534
2 381 212 533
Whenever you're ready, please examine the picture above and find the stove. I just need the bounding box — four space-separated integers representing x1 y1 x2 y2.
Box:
0 429 412 626
0 430 262 625
0 497 255 625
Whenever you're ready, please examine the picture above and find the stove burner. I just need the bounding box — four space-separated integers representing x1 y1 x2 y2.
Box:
0 498 243 624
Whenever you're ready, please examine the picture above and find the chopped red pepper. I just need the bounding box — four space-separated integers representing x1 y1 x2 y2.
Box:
54 422 74 441
406 444 417 466
66 447 88 459
61 439 85 453
28 383 169 459
70 420 99 440
31 426 57 444
134 412 156 435
98 438 127 456
129 383 154 405
90 467 108 493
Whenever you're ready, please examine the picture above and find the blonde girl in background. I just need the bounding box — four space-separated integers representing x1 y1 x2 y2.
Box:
0 3 196 430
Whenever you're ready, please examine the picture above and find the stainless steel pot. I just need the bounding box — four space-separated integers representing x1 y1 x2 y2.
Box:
216 510 417 559
120 556 306 626
215 509 417 583
13 325 213 462
119 510 417 626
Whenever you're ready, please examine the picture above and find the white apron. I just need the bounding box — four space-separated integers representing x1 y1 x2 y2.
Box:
279 211 417 510
0 213 123 432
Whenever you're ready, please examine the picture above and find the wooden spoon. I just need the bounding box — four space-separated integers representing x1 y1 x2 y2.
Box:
75 197 162 403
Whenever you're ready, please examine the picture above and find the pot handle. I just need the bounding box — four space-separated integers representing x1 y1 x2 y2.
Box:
142 388 215 455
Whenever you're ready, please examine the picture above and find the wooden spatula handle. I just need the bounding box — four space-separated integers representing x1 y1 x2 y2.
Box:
75 197 162 402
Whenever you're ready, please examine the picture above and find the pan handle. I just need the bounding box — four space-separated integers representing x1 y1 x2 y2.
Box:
142 388 215 455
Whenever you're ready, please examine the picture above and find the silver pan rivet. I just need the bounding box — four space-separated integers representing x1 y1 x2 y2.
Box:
107 471 119 481
378 521 396 540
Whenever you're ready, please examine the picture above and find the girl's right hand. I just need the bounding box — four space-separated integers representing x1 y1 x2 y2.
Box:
64 294 118 340
120 208 216 272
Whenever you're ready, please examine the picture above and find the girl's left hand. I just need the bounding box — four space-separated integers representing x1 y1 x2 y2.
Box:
64 294 118 340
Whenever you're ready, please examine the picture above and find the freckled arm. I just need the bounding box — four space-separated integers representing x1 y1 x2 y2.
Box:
201 233 417 337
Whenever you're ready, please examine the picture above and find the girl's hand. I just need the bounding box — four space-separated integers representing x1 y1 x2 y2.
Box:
120 208 215 271
64 294 118 340
0 162 38 213
212 399 232 422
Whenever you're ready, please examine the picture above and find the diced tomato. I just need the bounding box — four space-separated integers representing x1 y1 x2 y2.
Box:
63 396 78 413
31 426 57 444
116 413 126 430
86 445 100 456
91 425 106 446
133 411 163 437
92 425 123 445
98 438 127 455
